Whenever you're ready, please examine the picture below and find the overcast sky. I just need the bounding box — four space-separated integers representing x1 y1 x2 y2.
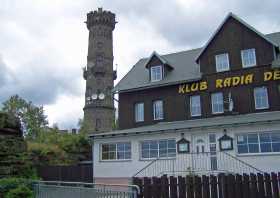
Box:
0 0 279 129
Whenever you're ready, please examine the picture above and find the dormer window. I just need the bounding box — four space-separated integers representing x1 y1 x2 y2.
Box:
150 65 163 82
215 53 230 72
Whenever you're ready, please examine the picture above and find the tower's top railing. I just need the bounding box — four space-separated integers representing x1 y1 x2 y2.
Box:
86 8 116 30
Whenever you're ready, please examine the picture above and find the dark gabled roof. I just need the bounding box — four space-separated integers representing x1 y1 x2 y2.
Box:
114 48 202 93
114 13 280 93
195 13 279 63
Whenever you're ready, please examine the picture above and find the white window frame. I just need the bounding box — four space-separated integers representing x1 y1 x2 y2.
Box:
241 48 256 68
153 100 164 120
190 95 201 117
100 142 131 161
236 131 280 155
140 139 176 160
215 53 230 72
254 87 269 110
135 102 144 122
211 92 224 114
150 65 163 82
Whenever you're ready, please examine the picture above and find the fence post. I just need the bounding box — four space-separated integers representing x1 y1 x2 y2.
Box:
234 174 242 198
170 176 178 198
186 175 193 198
250 173 257 198
143 177 152 198
242 174 250 198
152 177 161 198
210 175 218 198
221 173 228 198
271 172 279 198
227 174 235 198
178 176 186 198
264 173 272 198
161 175 169 198
194 175 202 198
218 174 223 198
257 173 265 198
202 175 210 198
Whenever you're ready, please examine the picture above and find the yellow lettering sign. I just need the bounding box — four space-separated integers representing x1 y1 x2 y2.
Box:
191 83 199 92
178 70 277 94
185 84 191 93
274 70 280 80
178 85 185 94
223 78 231 87
245 74 253 84
200 81 208 90
216 79 223 88
264 71 273 81
232 76 240 86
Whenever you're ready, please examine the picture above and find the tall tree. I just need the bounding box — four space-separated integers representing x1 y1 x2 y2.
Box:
1 95 48 138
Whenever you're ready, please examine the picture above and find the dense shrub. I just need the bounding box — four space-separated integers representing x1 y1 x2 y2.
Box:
5 185 34 198
0 112 21 131
0 178 34 198
27 131 91 166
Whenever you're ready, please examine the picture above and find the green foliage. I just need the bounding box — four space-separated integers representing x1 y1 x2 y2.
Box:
27 142 67 166
77 118 90 134
0 178 34 198
1 95 91 167
27 130 91 166
0 112 20 130
1 95 48 138
5 185 34 198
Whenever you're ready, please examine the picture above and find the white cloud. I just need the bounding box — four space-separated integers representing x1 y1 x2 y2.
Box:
0 0 279 128
44 94 84 129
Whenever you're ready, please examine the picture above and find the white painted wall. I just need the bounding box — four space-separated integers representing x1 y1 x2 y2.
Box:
92 121 280 178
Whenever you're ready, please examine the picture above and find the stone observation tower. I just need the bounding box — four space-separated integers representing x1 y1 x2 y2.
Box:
83 8 117 133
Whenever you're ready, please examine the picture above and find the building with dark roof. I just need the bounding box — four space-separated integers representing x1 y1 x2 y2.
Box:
90 12 280 184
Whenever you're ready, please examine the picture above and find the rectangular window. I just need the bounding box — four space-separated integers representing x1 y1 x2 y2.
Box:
237 132 280 154
150 65 163 82
141 139 176 159
135 102 144 122
153 100 163 120
190 95 201 117
211 92 224 114
215 53 230 72
254 87 269 110
101 142 131 161
241 48 256 68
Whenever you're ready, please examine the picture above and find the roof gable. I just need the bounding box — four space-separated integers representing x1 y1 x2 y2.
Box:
144 51 173 69
196 12 279 63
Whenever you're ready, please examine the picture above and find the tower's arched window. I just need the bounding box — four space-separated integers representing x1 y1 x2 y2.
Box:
95 119 101 131
86 87 92 97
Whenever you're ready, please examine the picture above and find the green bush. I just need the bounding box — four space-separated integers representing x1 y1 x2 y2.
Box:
5 185 34 198
0 178 34 198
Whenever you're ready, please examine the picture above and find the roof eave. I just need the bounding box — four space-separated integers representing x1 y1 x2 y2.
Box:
114 75 202 93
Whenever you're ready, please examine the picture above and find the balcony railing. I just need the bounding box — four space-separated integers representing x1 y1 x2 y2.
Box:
133 151 263 178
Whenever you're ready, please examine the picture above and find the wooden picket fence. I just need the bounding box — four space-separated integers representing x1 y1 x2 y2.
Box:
133 172 280 198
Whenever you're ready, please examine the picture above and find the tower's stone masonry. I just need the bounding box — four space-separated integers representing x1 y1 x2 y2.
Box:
83 8 116 133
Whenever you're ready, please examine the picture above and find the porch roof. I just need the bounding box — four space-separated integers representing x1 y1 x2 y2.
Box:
89 111 280 138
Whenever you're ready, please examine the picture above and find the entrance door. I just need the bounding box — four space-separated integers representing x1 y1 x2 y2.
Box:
193 135 207 171
209 134 218 171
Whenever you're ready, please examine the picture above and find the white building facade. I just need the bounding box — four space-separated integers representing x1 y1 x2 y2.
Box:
89 13 280 184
